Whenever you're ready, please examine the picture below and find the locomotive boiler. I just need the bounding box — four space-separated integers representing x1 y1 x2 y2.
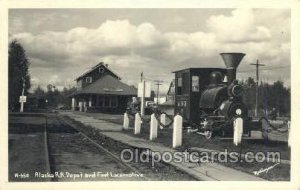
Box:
173 53 260 138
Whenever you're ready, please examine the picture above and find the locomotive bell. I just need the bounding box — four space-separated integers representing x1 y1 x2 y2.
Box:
220 53 245 84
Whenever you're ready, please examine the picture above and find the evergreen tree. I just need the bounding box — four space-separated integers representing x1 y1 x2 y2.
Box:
34 85 45 97
8 40 31 111
240 77 290 117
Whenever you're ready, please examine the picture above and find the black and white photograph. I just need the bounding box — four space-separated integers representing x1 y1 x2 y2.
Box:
1 0 300 189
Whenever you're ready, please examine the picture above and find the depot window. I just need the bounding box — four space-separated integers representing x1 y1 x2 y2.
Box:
104 96 110 107
110 96 118 107
86 77 92 83
96 96 118 108
99 67 105 73
97 96 104 107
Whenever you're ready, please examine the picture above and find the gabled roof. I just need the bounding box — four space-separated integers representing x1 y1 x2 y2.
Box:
72 74 137 96
75 62 121 81
167 79 175 96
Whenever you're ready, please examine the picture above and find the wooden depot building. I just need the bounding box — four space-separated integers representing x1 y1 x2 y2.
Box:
70 62 137 113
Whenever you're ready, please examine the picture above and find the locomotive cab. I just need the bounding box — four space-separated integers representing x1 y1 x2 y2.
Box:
173 67 227 124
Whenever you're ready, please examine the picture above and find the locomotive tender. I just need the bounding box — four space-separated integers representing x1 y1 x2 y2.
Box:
173 53 260 138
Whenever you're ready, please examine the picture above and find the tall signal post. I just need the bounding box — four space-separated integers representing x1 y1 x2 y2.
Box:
250 59 265 117
20 78 25 112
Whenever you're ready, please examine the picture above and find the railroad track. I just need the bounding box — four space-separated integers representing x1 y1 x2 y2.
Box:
44 115 150 181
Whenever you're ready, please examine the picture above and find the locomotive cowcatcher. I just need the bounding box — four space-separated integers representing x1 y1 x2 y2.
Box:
173 53 261 139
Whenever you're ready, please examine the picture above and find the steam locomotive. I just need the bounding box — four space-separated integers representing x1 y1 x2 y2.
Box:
173 53 260 138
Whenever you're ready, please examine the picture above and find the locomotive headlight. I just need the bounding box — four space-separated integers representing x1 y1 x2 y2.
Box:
236 108 242 115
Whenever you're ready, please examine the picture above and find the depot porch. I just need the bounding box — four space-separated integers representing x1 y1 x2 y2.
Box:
71 94 133 114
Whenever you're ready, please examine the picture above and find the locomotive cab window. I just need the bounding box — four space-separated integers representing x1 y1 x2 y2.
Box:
192 76 199 92
177 77 182 95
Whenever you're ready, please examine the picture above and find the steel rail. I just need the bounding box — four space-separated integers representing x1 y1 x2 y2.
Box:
57 116 151 181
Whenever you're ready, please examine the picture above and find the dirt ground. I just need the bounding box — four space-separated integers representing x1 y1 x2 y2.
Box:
124 123 290 181
73 111 290 181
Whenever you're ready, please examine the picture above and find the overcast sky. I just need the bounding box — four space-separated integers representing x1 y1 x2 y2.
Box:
9 8 290 93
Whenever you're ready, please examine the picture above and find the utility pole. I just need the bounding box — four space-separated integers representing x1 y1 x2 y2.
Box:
250 59 265 117
140 72 145 116
154 80 163 105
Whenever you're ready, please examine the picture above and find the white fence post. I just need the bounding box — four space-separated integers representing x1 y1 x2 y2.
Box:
79 101 83 112
71 98 76 111
160 113 166 129
150 113 158 140
134 113 142 135
89 96 92 107
233 117 243 146
172 114 183 148
84 101 87 112
123 112 129 130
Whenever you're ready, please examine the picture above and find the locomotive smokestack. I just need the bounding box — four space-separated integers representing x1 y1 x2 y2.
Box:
220 53 245 84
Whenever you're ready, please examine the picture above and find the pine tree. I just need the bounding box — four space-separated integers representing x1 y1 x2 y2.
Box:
8 40 31 111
